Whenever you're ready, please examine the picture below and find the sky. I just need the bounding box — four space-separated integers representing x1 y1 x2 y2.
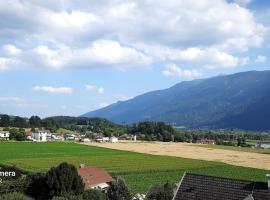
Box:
0 0 269 118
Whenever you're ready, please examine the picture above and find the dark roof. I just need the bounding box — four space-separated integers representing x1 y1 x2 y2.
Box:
173 173 270 200
77 166 114 189
146 185 164 198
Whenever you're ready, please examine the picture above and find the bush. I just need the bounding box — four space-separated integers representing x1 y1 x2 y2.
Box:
107 178 131 200
46 163 84 198
0 177 27 195
25 173 49 200
0 192 33 200
52 195 83 200
82 189 106 200
147 183 174 200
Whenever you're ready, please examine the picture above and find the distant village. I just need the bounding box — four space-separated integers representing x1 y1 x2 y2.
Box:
1 129 270 150
0 129 138 144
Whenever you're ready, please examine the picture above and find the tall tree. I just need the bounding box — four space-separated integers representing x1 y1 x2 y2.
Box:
0 115 10 127
107 178 131 200
46 163 84 198
29 116 41 128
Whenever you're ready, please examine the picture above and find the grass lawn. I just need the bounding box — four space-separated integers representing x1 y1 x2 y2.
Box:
0 141 269 193
197 144 270 155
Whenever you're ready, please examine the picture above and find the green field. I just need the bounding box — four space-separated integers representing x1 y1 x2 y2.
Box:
197 144 270 154
0 142 269 193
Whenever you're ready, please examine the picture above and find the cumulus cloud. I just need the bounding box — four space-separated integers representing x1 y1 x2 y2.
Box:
33 86 73 94
0 0 267 71
0 57 18 70
30 40 151 69
255 55 266 63
2 44 22 56
163 64 202 79
85 84 104 94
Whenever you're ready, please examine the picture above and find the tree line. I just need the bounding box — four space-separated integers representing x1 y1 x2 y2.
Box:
0 163 173 200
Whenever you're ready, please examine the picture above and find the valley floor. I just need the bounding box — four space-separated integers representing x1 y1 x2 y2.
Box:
84 141 270 170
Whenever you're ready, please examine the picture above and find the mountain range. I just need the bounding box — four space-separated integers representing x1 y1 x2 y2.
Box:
82 70 270 130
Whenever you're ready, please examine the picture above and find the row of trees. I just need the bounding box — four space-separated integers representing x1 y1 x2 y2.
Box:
0 163 132 200
0 115 46 129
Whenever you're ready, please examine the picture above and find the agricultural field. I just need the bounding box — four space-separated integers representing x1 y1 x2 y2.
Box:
86 141 270 170
0 142 269 193
197 144 270 155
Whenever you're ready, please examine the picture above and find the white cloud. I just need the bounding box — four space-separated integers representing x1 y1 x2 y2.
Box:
98 102 110 108
0 96 25 107
0 0 267 71
0 96 24 103
30 40 151 69
85 84 104 94
33 86 73 94
255 55 266 63
0 57 17 70
2 44 21 56
163 64 202 79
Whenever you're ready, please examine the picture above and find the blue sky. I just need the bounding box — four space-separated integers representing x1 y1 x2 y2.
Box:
0 0 269 118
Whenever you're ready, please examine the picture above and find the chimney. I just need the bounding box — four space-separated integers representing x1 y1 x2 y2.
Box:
79 164 85 169
267 174 270 189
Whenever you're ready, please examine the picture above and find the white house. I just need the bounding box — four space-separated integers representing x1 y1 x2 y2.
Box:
110 136 118 143
255 142 270 149
32 130 49 142
0 131 10 140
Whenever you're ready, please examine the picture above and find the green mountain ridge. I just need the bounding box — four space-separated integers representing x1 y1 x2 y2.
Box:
82 70 270 130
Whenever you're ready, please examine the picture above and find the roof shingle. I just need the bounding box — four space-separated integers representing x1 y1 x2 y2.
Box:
173 173 270 200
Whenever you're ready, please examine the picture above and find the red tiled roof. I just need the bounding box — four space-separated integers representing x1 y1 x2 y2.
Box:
77 166 114 189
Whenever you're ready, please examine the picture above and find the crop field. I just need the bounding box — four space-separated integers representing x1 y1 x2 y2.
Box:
197 144 270 154
0 142 269 193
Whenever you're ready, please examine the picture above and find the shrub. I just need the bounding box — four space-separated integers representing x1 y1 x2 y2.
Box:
107 178 131 200
82 189 106 200
25 173 49 200
0 177 27 195
46 162 84 198
0 192 32 200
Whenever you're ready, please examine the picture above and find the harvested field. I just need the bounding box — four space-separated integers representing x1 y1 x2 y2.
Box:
84 141 270 170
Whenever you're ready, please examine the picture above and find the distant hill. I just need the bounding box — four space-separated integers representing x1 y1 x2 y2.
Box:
82 70 270 131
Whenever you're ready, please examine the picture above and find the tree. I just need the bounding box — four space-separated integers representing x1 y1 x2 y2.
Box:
82 189 106 200
147 183 174 200
29 116 41 128
107 178 131 200
0 192 33 200
13 117 27 128
9 128 26 141
46 163 84 198
0 115 10 127
25 173 50 200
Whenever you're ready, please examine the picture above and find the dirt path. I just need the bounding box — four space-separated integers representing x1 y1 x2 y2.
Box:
83 141 270 170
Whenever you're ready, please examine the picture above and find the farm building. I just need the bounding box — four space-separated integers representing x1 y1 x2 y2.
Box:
255 141 270 149
110 136 118 143
32 130 49 142
77 165 114 191
196 139 215 145
173 173 270 200
0 131 10 140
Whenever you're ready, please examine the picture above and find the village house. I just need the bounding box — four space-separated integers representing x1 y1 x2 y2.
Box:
0 131 10 140
110 136 118 143
255 141 270 149
196 138 215 145
173 173 270 200
77 164 114 191
32 130 49 142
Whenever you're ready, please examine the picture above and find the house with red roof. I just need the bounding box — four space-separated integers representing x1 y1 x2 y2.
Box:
77 164 114 191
